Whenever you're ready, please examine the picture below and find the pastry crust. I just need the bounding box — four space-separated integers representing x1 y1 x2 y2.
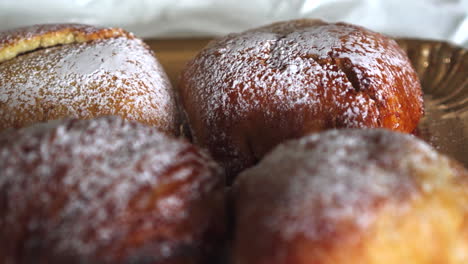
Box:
179 19 424 181
0 116 225 264
0 24 132 63
0 24 178 134
233 129 468 264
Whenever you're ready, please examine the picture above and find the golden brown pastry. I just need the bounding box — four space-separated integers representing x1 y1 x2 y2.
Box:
179 19 424 181
233 129 467 264
0 116 225 264
0 24 178 134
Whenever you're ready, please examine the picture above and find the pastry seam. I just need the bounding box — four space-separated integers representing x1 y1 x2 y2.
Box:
0 27 133 64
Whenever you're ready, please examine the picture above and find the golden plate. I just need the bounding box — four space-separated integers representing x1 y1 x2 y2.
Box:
396 39 468 167
148 38 468 167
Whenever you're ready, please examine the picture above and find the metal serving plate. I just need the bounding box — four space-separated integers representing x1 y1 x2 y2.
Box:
396 38 468 167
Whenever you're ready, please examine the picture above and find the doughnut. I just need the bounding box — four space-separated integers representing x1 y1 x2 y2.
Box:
0 116 225 264
0 24 178 134
179 19 424 181
233 129 467 264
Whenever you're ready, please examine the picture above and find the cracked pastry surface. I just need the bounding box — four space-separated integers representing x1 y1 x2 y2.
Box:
179 19 424 181
0 116 225 264
233 129 468 264
0 24 178 134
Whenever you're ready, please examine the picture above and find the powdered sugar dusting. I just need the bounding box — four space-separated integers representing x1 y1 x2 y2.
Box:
0 116 222 262
183 21 420 128
0 36 176 132
185 20 418 127
236 129 448 242
180 20 423 177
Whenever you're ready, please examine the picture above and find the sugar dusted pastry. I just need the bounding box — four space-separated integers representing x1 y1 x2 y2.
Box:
179 19 424 181
0 24 178 134
233 129 467 264
0 116 225 264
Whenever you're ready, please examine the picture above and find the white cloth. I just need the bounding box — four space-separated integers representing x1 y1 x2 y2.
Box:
1 0 467 47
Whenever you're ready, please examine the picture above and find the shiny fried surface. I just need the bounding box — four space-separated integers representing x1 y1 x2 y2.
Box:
233 129 468 264
179 19 423 181
0 116 225 264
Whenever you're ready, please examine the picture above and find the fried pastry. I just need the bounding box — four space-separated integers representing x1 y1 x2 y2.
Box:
233 129 467 264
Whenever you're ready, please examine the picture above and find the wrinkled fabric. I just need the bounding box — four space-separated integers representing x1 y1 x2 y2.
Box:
0 0 467 46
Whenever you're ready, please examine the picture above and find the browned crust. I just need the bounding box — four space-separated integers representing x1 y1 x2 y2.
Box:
0 24 134 63
232 129 468 264
0 116 225 263
179 19 424 181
